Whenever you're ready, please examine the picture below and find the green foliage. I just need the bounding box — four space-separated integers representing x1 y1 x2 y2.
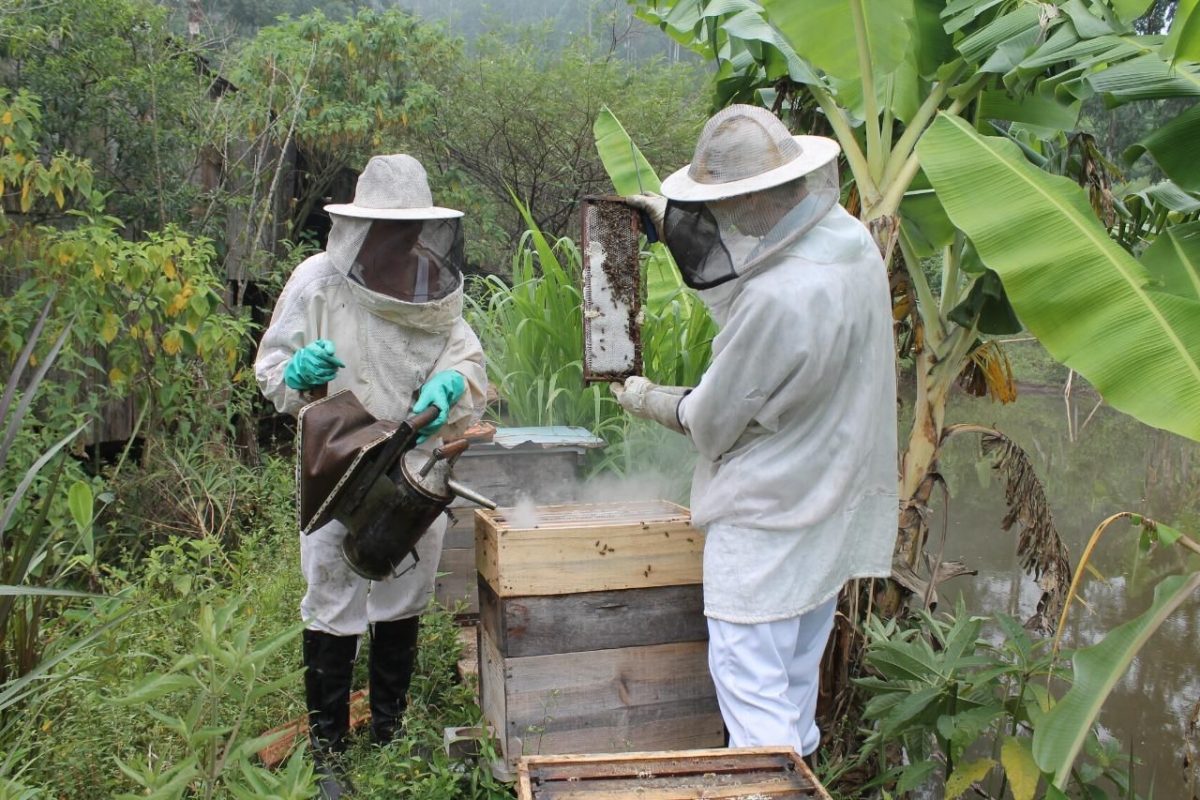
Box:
855 606 1142 799
228 9 459 236
0 0 209 231
465 202 714 438
109 597 313 800
466 226 622 433
13 456 308 797
919 114 1200 443
414 27 706 267
0 90 92 215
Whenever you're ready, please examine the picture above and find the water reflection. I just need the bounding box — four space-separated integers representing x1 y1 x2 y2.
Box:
929 387 1200 796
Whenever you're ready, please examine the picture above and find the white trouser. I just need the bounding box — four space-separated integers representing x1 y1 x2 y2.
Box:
299 514 447 636
706 597 837 756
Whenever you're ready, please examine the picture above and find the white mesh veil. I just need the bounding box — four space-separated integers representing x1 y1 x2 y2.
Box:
326 217 464 303
659 104 840 289
323 154 464 303
663 163 838 289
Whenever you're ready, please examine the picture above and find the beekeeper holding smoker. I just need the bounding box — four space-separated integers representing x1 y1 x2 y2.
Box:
612 105 898 761
256 154 487 799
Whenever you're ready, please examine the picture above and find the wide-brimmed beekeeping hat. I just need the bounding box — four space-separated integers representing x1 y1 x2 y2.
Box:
325 154 463 220
661 105 840 203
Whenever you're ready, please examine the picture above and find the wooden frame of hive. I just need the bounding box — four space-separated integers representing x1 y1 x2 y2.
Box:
516 747 834 799
474 501 723 767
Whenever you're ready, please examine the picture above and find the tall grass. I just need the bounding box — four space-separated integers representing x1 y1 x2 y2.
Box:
465 205 716 482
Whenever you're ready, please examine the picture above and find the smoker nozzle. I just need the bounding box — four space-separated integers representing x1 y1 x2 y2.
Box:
447 478 498 510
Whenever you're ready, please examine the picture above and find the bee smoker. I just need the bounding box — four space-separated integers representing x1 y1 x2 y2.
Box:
297 389 496 581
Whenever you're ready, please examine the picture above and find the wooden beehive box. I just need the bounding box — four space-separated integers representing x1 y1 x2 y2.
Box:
476 501 722 767
436 427 604 615
516 747 833 799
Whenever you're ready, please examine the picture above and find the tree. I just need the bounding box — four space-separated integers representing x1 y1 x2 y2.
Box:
0 0 212 234
227 9 458 239
413 28 707 270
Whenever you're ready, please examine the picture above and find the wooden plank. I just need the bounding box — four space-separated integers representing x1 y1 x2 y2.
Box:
503 641 722 757
476 502 701 597
452 450 585 508
257 689 371 769
529 754 792 782
479 579 707 658
434 547 477 613
476 511 501 593
443 510 476 549
518 748 832 800
511 705 724 758
479 626 508 762
537 776 812 800
523 747 801 766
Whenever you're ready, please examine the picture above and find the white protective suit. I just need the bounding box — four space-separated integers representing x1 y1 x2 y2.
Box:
678 202 899 625
255 220 487 637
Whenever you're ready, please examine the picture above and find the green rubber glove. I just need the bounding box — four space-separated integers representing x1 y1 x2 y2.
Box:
412 370 466 441
284 339 346 391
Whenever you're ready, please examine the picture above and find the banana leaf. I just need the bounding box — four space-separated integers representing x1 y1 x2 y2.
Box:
592 107 686 302
1031 570 1200 787
918 114 1200 442
1123 101 1200 192
1164 0 1200 64
763 0 912 82
593 106 661 196
1140 220 1200 300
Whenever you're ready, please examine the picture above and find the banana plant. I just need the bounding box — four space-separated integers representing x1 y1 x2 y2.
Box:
615 0 1200 617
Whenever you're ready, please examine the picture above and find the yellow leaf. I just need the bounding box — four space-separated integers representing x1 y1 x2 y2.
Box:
347 40 357 58
1 111 12 126
1001 737 1041 800
100 313 119 344
945 759 995 799
58 250 71 267
40 718 50 732
167 293 187 317
53 185 64 209
163 258 176 279
162 330 183 356
108 367 126 385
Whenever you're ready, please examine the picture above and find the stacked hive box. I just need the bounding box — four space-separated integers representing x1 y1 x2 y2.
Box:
436 427 604 615
475 501 723 766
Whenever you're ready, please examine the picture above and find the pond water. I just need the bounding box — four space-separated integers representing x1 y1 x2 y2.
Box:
931 385 1200 797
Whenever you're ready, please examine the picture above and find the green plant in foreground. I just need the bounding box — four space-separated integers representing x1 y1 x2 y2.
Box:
855 604 1141 800
110 597 313 800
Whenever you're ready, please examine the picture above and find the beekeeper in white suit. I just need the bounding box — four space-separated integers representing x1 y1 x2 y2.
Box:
256 154 486 799
613 105 898 761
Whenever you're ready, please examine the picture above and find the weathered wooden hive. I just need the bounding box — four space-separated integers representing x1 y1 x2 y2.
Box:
516 748 833 800
475 500 723 767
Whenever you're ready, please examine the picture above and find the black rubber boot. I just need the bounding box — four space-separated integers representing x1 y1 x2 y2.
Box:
368 616 420 744
303 629 358 799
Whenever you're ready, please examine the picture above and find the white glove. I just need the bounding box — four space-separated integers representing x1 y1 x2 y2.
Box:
610 376 688 434
623 193 667 242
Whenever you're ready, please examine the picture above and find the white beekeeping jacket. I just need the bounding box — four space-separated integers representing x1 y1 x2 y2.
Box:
254 215 487 441
679 203 898 623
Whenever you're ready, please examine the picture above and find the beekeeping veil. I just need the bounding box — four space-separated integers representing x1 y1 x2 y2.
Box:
325 154 464 304
659 105 841 290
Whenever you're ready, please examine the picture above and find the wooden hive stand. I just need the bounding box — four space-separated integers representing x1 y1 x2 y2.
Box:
475 501 724 770
516 747 834 799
